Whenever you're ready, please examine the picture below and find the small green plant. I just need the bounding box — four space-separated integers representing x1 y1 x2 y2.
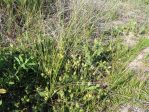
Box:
14 54 36 72
14 54 36 80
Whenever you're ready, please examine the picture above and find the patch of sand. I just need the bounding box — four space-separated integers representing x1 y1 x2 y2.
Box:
128 47 149 76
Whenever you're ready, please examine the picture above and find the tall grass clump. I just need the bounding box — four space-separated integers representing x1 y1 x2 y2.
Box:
0 0 55 45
